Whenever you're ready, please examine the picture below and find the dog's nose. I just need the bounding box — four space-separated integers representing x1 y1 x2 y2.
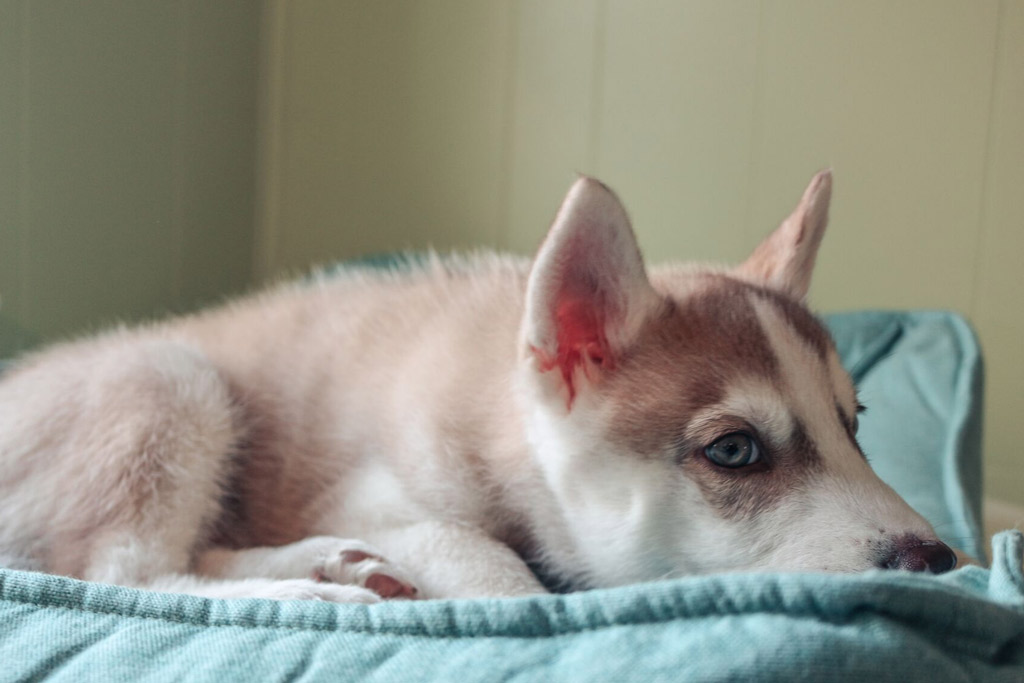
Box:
878 537 957 574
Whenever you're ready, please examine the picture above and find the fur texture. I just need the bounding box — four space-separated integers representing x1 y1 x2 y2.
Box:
0 172 960 601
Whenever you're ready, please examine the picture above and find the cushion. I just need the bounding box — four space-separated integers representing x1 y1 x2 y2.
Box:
0 310 1011 682
1 534 1022 681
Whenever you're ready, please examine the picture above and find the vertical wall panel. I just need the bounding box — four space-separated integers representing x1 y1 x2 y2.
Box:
0 3 30 351
176 0 259 308
973 0 1024 503
401 1 514 250
22 2 181 336
0 1 258 355
597 0 761 264
253 0 287 281
270 1 415 272
501 0 601 255
270 0 514 273
749 0 999 313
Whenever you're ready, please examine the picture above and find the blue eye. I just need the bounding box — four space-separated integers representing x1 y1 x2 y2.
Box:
704 432 761 468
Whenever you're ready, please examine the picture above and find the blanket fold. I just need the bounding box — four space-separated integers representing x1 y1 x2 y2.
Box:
1 532 1022 682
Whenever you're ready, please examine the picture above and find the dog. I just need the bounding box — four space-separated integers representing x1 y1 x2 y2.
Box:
0 171 960 603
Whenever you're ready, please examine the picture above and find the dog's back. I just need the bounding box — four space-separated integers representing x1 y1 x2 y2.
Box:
0 255 531 558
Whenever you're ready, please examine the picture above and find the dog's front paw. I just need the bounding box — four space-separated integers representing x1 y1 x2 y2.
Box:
258 578 384 604
311 539 419 600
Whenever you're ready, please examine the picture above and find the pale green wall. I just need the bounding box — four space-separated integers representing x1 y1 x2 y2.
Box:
260 0 1024 504
0 0 260 352
1 2 1021 506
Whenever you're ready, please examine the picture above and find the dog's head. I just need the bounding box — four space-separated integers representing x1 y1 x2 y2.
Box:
519 172 959 587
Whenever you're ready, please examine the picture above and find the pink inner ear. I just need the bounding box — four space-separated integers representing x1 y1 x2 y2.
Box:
534 293 614 408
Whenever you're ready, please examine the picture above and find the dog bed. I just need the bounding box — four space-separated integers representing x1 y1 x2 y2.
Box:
2 310 1022 682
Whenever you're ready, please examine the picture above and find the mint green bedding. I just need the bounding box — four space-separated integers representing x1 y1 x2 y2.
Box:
1 310 1018 682
1 533 1022 682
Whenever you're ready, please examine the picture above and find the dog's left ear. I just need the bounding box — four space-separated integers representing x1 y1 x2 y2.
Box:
737 170 832 300
521 176 660 408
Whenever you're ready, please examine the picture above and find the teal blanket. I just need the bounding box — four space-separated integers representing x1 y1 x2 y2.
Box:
1 534 1022 681
0 310 1015 681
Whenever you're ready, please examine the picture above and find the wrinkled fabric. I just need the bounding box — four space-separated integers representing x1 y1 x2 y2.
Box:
1 535 1021 682
0 310 1003 682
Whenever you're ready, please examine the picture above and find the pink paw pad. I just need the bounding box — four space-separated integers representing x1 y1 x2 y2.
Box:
365 572 418 599
313 544 419 599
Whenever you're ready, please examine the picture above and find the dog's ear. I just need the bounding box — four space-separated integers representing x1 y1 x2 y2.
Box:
737 170 832 299
521 177 660 409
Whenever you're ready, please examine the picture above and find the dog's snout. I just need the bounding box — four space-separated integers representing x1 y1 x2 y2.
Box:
878 537 957 574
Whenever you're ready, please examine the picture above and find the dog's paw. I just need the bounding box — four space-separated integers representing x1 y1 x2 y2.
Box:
311 539 419 600
255 578 383 604
145 575 385 603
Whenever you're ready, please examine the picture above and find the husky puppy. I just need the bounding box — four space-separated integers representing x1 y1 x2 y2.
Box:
0 171 958 602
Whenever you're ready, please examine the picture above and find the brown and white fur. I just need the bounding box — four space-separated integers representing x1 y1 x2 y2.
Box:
0 171 960 603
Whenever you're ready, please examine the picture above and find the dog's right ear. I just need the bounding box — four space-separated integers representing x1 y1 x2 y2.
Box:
521 177 660 409
736 170 832 300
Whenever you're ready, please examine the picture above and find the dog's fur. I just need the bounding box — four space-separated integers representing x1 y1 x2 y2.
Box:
0 172 959 602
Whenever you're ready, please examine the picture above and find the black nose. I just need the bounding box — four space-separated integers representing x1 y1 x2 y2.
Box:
879 537 957 574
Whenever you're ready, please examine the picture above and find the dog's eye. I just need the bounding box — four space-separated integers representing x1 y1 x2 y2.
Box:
854 402 866 434
704 432 761 468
